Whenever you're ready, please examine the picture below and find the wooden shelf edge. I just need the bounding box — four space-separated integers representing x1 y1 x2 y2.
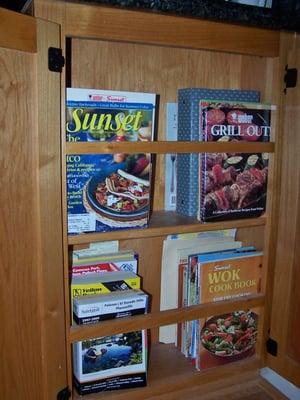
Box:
69 294 265 342
66 141 275 155
68 213 267 245
72 343 263 399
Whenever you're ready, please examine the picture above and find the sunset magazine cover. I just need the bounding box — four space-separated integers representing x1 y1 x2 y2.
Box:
66 88 156 234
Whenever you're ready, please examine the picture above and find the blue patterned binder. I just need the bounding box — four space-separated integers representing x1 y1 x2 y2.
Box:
176 88 260 217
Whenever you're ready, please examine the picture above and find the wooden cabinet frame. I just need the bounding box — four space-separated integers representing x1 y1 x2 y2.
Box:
1 1 299 398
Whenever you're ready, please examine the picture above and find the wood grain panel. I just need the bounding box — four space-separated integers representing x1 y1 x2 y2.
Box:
36 19 68 399
66 141 275 155
34 0 73 390
0 7 36 53
64 2 279 57
0 46 42 400
236 226 265 251
267 32 300 387
120 236 164 341
68 213 267 245
287 199 300 362
71 38 272 210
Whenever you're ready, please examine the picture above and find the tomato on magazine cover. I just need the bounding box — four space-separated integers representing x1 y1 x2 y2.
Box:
198 100 274 222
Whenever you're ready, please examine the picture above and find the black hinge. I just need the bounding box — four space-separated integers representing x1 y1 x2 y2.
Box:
266 337 278 356
57 386 71 400
284 65 298 94
48 47 65 73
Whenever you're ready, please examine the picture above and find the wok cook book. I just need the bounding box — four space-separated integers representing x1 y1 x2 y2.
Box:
183 248 263 370
66 88 156 234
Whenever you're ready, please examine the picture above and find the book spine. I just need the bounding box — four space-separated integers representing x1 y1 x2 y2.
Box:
176 91 200 217
74 292 148 324
72 276 141 297
71 259 138 275
74 307 147 325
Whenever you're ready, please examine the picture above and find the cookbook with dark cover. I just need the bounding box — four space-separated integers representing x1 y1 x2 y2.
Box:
66 88 156 234
176 88 260 218
198 100 273 222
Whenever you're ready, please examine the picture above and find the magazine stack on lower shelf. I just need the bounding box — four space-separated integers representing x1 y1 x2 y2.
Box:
70 245 149 395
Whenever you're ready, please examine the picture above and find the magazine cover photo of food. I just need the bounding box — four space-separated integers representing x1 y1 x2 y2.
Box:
198 309 259 370
66 88 156 234
67 153 152 234
198 100 274 222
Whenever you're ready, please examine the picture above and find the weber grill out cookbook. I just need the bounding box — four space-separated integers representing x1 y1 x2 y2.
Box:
66 88 156 234
198 101 274 222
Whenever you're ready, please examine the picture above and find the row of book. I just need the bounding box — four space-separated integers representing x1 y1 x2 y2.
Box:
66 87 274 236
70 246 148 395
159 230 261 370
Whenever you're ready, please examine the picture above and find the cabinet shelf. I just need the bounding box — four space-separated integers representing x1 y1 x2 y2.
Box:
69 294 264 342
72 343 262 400
68 212 266 245
66 141 275 155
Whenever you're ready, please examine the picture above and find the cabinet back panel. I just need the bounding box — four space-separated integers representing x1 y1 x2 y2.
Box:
70 39 273 210
120 237 163 341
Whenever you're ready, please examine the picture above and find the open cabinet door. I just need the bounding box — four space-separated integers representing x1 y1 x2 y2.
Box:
267 31 300 388
0 8 67 400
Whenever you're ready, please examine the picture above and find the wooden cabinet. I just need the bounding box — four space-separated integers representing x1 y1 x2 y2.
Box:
1 2 300 399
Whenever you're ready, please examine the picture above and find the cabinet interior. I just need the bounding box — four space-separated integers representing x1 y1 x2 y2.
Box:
65 37 274 358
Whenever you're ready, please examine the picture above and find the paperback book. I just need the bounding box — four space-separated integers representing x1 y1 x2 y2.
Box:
73 330 147 395
71 251 138 276
73 289 149 325
71 271 141 299
70 271 141 323
176 88 260 218
66 88 156 234
198 100 273 222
